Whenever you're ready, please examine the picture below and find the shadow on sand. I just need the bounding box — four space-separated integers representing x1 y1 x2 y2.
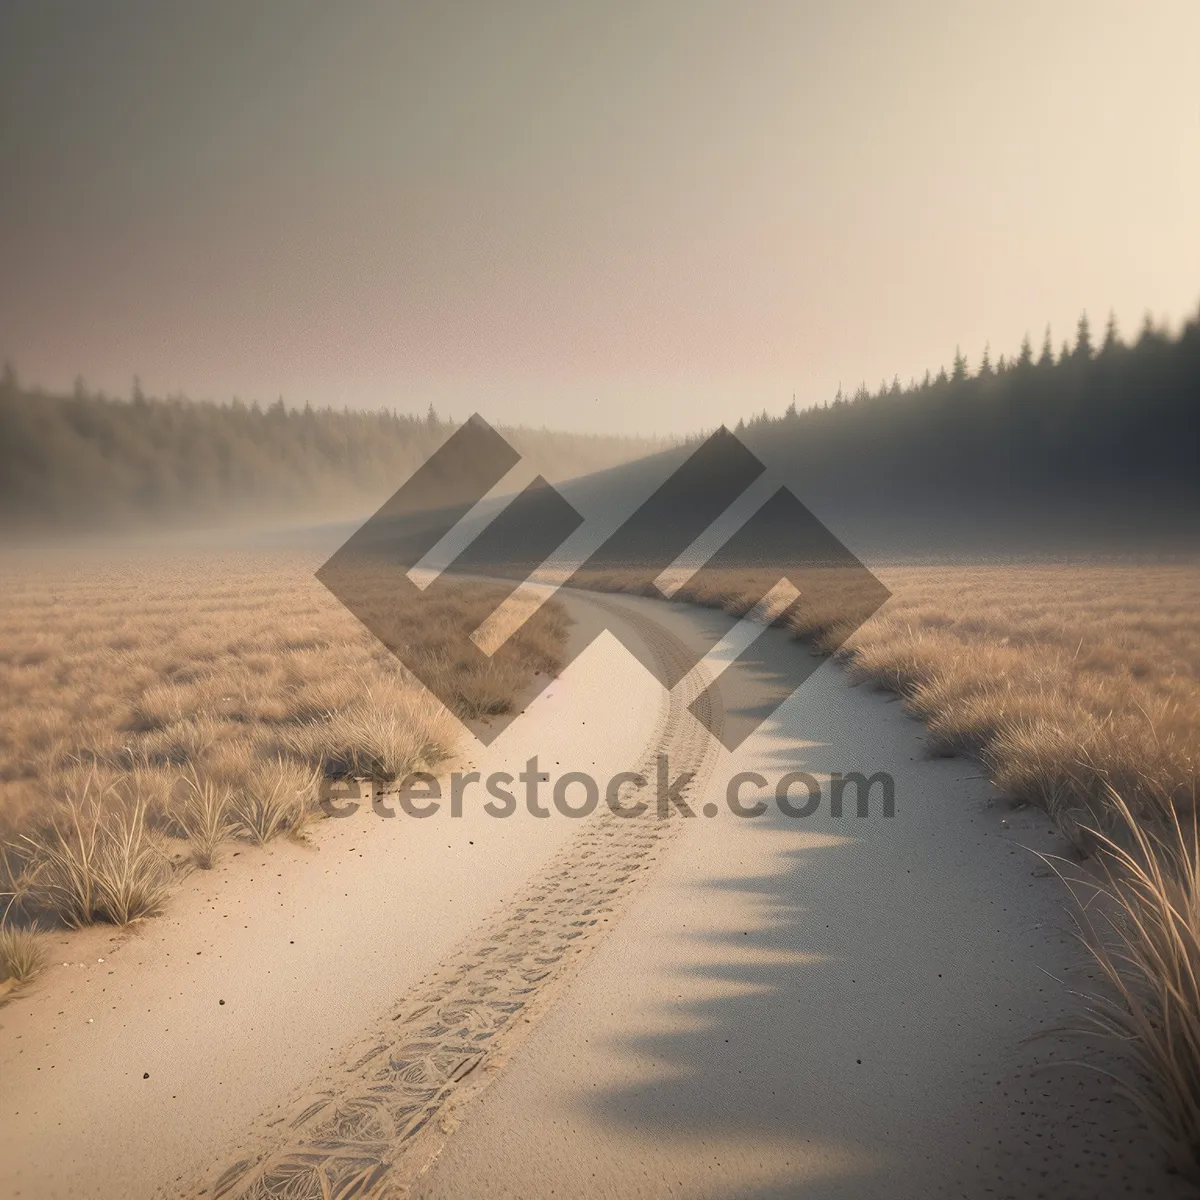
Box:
570 615 1169 1199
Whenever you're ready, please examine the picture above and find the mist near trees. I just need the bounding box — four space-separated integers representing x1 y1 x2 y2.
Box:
2 304 1197 553
0 379 667 535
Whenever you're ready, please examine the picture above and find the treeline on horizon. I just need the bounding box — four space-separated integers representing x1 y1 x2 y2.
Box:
737 308 1200 552
2 303 1198 549
0 373 668 534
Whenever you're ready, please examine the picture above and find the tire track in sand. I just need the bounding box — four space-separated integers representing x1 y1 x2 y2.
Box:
197 594 722 1200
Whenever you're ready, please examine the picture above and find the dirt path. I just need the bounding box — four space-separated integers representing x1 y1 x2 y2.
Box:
198 594 724 1200
410 593 1185 1200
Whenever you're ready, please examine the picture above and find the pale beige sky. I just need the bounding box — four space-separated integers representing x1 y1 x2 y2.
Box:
1 0 1198 434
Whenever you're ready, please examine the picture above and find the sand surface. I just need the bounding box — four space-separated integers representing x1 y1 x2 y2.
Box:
0 589 1186 1200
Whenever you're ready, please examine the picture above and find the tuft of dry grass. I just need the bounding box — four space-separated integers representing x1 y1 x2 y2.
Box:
1061 787 1200 1182
174 768 234 869
282 682 459 784
0 923 45 987
231 759 319 845
0 888 46 988
19 770 173 927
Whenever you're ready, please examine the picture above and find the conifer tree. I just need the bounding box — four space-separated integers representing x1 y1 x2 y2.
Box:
1074 311 1093 359
1102 310 1121 353
1037 326 1055 367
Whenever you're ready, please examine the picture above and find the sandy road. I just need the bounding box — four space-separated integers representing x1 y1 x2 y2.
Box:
410 592 1189 1200
0 588 1187 1200
196 591 725 1199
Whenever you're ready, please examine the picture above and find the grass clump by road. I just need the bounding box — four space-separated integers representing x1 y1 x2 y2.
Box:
0 923 45 990
230 759 321 846
0 888 46 991
172 767 235 869
1062 787 1200 1184
16 769 173 927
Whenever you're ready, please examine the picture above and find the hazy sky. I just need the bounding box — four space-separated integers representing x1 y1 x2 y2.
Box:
2 1 1198 435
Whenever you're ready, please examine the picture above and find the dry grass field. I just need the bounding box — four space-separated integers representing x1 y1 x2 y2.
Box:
0 548 567 986
582 562 1200 833
848 564 1200 835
